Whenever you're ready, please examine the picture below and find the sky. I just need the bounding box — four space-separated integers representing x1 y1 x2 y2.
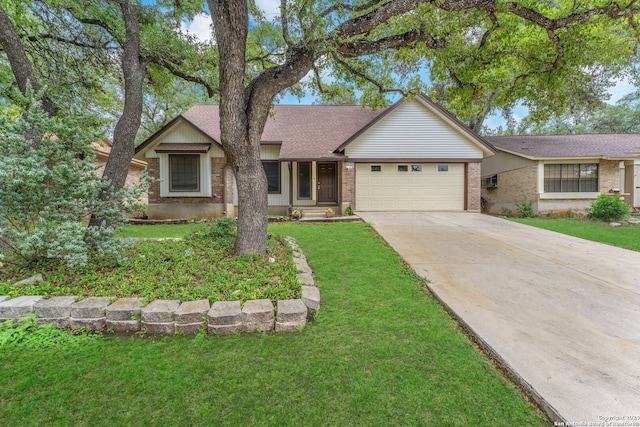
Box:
180 3 638 130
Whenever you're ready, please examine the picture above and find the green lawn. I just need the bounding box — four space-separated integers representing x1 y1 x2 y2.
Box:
511 217 640 252
0 223 546 426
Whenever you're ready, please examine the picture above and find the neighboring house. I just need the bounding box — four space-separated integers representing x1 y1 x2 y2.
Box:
93 138 149 205
134 95 495 220
482 134 640 214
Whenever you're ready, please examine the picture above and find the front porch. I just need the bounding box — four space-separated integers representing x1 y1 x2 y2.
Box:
260 159 354 216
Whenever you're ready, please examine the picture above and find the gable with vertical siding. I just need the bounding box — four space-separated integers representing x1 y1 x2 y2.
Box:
344 99 485 160
142 120 224 159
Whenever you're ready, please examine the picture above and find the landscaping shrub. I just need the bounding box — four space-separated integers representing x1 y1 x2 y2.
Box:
190 217 236 246
515 201 536 218
500 207 513 217
0 92 149 268
586 194 631 222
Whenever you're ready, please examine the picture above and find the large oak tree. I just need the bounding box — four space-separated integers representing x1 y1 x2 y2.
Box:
207 0 638 254
2 1 638 255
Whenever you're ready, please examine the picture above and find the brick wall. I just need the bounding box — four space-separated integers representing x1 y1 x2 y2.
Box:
598 160 621 193
148 158 226 205
145 157 229 219
466 162 481 211
147 158 161 204
95 160 148 204
482 164 539 214
341 162 355 214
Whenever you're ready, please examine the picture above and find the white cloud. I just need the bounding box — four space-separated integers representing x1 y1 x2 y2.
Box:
255 0 280 17
180 13 213 43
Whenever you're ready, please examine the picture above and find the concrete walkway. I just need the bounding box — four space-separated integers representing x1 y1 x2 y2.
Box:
358 212 640 424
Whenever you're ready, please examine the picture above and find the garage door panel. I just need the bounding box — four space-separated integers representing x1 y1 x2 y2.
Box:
356 163 464 211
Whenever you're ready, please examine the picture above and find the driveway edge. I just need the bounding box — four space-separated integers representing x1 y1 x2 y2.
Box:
426 283 564 424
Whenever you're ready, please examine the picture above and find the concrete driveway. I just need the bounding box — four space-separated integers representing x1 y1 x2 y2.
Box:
358 212 640 424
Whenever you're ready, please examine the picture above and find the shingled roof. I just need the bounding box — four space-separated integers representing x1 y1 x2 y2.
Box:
487 134 640 159
179 104 384 160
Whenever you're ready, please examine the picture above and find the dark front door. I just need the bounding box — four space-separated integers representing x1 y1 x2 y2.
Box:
317 162 337 203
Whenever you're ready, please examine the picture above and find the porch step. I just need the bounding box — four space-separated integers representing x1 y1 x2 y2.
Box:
296 206 361 223
298 206 338 219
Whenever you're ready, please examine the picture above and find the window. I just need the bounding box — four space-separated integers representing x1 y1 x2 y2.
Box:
371 165 381 172
169 155 200 192
397 165 408 172
438 165 449 172
411 165 422 172
298 162 311 199
262 161 281 194
544 164 598 193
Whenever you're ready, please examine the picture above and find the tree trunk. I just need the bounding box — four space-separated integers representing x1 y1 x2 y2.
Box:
209 0 270 255
88 0 145 228
233 152 269 254
0 4 59 146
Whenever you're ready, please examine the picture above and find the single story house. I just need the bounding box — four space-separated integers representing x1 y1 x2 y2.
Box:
134 94 496 219
94 138 149 205
482 134 640 214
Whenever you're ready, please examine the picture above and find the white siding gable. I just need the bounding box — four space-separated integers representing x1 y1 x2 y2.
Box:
345 99 484 159
144 120 224 159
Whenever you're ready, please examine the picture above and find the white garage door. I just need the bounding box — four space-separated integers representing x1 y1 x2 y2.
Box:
356 163 465 211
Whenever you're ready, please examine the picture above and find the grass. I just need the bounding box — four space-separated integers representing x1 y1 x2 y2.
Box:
511 217 640 252
0 223 300 303
116 223 206 238
0 222 547 426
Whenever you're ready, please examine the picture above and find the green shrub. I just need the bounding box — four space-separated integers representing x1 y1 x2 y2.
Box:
189 217 237 251
0 92 148 267
0 314 100 349
500 207 513 217
586 194 631 222
515 201 536 218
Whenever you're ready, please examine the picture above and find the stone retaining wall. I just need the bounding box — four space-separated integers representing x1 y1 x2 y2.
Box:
0 238 320 336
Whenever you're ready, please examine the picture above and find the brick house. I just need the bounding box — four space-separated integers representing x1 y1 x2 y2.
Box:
481 134 640 214
94 138 148 205
134 95 495 220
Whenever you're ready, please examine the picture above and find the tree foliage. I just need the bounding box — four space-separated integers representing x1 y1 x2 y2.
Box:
2 1 639 255
205 0 639 254
496 89 640 135
0 93 148 267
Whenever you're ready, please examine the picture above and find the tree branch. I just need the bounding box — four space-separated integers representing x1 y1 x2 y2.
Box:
334 55 408 97
280 0 293 47
27 33 112 50
146 55 218 98
336 26 446 57
321 0 391 18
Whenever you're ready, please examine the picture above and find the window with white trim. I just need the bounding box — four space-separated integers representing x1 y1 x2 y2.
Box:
544 164 598 192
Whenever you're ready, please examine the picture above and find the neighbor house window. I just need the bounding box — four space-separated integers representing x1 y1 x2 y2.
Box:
262 161 281 194
544 164 598 192
397 165 408 172
298 162 311 199
169 154 200 192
